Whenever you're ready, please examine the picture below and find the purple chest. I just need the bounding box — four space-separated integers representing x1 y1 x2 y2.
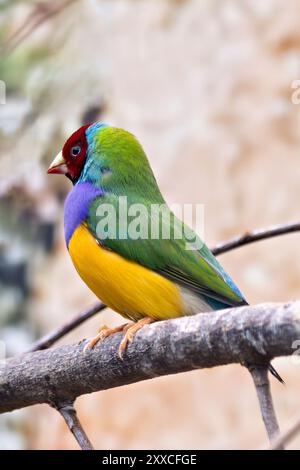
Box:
64 182 103 247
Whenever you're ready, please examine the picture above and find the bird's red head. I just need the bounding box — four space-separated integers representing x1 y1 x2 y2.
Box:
47 124 91 182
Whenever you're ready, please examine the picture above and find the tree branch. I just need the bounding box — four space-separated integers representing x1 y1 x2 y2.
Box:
1 300 299 414
54 401 94 450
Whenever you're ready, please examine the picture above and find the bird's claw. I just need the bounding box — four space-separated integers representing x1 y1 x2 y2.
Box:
118 317 153 360
83 324 127 353
83 318 154 358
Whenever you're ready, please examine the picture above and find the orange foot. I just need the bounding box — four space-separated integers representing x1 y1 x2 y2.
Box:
118 317 154 359
83 323 131 353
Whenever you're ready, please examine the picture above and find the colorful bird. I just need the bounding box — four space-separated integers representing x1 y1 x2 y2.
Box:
47 122 282 381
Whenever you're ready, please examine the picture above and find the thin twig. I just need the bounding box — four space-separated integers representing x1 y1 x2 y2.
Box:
27 302 106 352
1 0 79 58
248 366 283 448
55 402 94 450
270 415 300 450
211 221 300 256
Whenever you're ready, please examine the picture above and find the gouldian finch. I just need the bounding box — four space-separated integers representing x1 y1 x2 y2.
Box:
47 122 282 381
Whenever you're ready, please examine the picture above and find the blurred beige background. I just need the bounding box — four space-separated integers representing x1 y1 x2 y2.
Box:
0 0 300 450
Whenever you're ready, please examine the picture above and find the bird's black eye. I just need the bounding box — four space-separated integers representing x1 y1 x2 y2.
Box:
70 145 81 157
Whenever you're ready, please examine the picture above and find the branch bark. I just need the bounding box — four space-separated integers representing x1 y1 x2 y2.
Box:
1 300 299 414
248 366 282 447
55 402 94 450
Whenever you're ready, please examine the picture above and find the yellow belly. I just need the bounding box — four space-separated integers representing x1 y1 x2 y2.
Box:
68 223 185 321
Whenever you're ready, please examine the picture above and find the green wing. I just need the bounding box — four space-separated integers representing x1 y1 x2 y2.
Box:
87 193 246 308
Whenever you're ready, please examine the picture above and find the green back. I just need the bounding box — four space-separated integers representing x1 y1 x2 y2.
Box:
82 126 245 308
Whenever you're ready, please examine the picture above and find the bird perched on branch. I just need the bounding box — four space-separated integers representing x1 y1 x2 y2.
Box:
47 122 282 382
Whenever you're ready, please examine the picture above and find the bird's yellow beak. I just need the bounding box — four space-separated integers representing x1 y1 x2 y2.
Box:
47 151 67 174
